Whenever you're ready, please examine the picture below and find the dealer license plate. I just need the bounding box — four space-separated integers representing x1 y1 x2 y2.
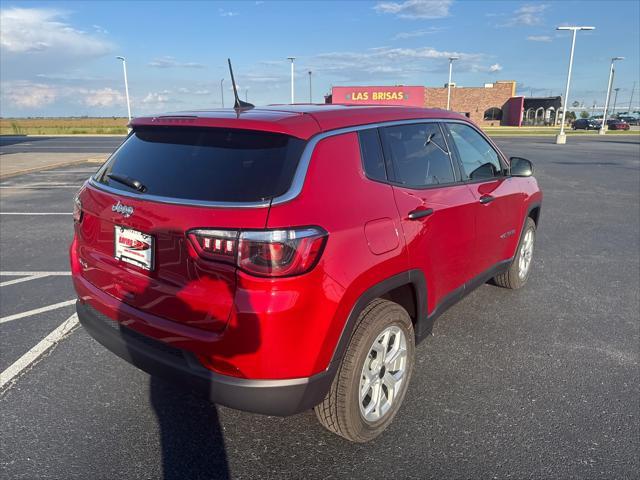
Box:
114 226 154 271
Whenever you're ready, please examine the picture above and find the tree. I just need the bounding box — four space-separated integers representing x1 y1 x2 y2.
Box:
580 111 590 119
565 111 577 122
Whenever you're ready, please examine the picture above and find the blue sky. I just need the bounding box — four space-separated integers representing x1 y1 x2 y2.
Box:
1 0 639 117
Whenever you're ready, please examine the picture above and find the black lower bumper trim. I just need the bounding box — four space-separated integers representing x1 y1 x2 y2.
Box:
76 301 334 416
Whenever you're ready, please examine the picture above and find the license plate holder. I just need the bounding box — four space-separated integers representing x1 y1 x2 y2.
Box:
114 226 154 271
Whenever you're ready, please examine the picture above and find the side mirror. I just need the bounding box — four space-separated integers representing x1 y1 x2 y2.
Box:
510 157 534 177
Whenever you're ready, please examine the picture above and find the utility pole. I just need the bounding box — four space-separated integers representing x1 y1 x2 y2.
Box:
220 79 225 108
308 70 313 103
629 81 636 113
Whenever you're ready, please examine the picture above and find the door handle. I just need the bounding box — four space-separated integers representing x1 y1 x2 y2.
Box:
479 195 495 204
408 208 434 220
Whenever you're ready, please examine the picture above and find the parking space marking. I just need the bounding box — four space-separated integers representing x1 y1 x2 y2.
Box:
0 300 76 325
0 274 47 287
0 212 71 216
1 271 71 276
0 185 80 189
0 313 79 390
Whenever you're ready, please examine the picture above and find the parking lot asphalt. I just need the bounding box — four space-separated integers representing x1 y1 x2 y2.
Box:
0 135 638 479
0 135 123 154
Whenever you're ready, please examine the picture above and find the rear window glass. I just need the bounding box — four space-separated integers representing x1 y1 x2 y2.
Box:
358 129 387 182
94 127 306 202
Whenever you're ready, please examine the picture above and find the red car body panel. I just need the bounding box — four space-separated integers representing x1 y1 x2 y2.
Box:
71 105 542 412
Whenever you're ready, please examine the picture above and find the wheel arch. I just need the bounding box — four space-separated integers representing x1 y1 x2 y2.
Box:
327 270 427 370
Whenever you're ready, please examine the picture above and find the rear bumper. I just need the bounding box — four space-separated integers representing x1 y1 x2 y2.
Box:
76 300 334 416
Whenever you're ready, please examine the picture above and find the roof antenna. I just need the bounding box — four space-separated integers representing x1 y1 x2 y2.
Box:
228 58 254 110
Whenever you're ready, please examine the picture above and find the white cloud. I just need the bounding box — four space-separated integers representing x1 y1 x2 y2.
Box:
374 0 452 19
219 8 239 17
148 56 206 69
2 81 57 109
83 88 124 107
505 4 548 26
0 8 113 56
488 63 503 72
142 92 169 104
527 35 552 42
393 27 444 39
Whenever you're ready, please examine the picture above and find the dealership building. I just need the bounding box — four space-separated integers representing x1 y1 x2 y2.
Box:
327 81 550 127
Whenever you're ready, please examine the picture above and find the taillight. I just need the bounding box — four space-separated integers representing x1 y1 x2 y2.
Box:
188 227 327 277
189 229 238 263
73 193 83 223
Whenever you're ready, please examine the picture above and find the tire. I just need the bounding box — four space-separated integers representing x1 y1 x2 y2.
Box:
314 299 415 443
494 217 536 289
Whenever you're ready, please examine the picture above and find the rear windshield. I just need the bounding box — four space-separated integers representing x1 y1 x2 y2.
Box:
94 127 306 203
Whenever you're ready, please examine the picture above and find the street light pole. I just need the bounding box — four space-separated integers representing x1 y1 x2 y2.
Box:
308 70 313 103
599 56 624 135
446 56 458 110
555 26 594 144
287 57 296 104
116 56 131 121
220 79 225 108
612 88 620 117
628 81 635 113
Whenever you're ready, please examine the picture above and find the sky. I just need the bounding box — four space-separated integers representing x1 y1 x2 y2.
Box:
1 0 639 117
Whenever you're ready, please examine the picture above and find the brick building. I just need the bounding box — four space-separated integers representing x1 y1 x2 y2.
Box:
329 81 525 126
424 81 520 126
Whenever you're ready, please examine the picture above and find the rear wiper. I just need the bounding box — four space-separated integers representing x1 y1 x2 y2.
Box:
107 173 147 193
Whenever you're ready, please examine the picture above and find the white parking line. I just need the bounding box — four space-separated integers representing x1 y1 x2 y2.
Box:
0 300 76 325
0 212 71 216
0 271 71 276
0 274 47 287
0 313 79 390
0 185 80 189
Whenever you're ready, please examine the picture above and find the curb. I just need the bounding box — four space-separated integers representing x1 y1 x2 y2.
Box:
0 158 104 180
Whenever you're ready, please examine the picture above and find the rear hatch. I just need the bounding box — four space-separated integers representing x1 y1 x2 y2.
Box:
76 126 306 332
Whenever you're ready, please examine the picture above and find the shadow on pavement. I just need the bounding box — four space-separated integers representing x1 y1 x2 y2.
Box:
150 376 230 480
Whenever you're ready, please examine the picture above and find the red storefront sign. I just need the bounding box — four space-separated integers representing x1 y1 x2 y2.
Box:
332 86 425 107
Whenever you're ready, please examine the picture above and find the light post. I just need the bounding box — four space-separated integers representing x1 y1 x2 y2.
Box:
599 56 624 135
116 56 131 121
612 88 620 117
245 88 248 102
287 57 296 104
308 70 313 103
555 26 595 144
629 81 635 113
446 56 458 110
220 79 225 108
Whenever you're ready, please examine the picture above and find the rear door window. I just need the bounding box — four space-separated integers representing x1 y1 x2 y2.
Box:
94 127 306 203
379 123 455 187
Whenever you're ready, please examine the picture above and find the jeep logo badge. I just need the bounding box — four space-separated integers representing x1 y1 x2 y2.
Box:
112 201 134 218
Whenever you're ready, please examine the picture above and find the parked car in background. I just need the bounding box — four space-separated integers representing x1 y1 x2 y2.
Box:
606 119 631 130
617 116 639 126
572 118 600 130
71 105 542 442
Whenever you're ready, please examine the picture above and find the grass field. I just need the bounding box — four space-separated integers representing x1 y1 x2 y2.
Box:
0 117 129 135
1 117 638 136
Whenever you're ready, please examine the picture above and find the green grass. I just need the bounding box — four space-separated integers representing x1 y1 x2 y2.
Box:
484 126 638 136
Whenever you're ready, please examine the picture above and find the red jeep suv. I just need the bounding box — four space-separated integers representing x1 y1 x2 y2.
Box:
71 105 542 442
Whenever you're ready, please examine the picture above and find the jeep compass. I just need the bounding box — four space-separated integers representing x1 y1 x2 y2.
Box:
71 105 542 442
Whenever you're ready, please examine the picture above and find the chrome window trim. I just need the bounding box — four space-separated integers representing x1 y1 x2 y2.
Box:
88 118 477 209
